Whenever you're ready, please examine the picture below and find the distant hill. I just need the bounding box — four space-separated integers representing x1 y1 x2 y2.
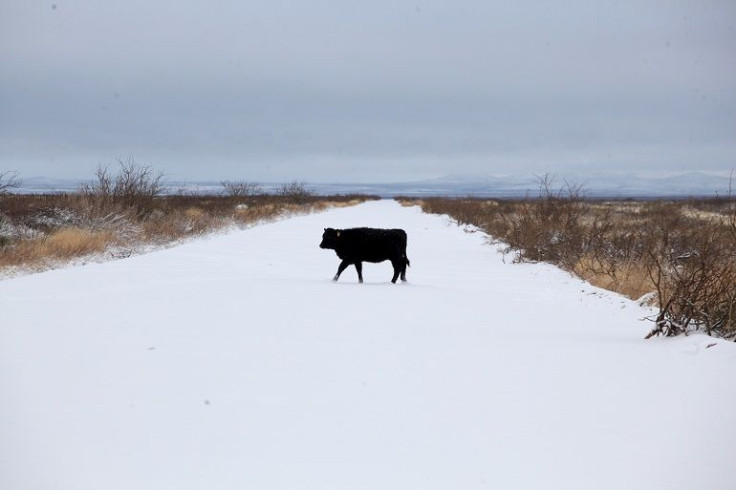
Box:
309 172 732 198
12 172 733 198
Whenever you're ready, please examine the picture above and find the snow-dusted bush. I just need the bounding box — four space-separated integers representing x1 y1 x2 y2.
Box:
413 190 736 340
0 213 44 244
29 207 81 228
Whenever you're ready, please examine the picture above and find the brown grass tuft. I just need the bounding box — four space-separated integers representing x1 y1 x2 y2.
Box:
39 228 116 259
573 257 654 301
0 228 116 268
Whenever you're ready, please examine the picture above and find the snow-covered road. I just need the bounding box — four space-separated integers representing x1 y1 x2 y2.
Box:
1 200 734 490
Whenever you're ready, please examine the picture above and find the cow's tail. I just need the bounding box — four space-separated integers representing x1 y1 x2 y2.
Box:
402 231 410 268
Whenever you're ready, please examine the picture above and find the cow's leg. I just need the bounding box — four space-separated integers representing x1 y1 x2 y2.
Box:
334 259 351 281
390 259 401 284
400 258 408 282
355 261 363 283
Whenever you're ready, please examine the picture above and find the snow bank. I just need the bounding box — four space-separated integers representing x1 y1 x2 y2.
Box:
1 200 734 490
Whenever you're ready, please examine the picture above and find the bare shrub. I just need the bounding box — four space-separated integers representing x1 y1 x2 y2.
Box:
80 159 164 218
643 203 736 340
221 180 263 198
502 175 587 269
277 181 314 205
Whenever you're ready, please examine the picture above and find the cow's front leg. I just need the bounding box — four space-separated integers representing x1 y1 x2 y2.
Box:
355 261 363 283
334 259 351 281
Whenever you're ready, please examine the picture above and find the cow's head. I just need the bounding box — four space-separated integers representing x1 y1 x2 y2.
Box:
320 228 341 249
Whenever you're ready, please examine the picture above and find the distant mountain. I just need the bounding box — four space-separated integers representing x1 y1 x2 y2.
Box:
20 176 84 193
378 171 732 198
562 171 732 198
10 172 732 198
315 172 732 198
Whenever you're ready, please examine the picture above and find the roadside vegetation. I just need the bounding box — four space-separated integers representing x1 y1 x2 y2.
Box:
399 175 736 340
0 161 377 276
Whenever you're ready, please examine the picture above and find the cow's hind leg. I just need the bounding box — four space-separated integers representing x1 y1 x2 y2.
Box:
400 257 408 282
390 259 401 284
355 261 363 283
333 259 351 281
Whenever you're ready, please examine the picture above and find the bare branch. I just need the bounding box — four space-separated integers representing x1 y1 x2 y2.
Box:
0 170 21 194
221 180 263 198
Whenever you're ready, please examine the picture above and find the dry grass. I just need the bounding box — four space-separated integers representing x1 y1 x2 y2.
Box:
320 198 364 209
0 228 116 268
40 228 116 259
1 191 378 274
409 191 736 340
573 256 654 301
398 198 424 207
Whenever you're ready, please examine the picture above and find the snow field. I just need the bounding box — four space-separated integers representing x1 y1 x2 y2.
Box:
1 199 735 490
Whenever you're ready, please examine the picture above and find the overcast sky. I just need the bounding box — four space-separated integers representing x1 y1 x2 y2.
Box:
2 0 735 183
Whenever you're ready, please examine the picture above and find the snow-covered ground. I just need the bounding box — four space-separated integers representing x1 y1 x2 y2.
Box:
1 200 734 490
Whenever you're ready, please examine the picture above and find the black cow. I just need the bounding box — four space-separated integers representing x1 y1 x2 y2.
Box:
320 227 410 283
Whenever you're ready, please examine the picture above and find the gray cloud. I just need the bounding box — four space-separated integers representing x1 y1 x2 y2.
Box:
2 0 735 182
